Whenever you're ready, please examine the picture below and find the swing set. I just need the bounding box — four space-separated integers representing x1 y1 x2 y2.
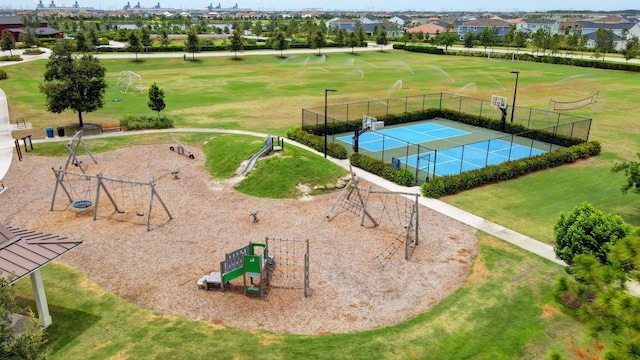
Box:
50 168 173 231
64 130 97 174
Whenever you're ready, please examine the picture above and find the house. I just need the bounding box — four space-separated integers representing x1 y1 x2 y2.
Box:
456 18 512 40
388 14 410 29
517 18 560 35
0 15 62 42
406 23 445 38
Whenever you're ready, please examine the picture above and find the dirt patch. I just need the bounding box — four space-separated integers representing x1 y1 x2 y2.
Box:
0 144 478 335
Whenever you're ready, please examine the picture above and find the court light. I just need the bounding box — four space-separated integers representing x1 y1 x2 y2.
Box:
510 71 520 123
324 89 337 158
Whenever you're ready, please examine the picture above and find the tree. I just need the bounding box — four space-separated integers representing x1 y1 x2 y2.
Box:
532 28 551 54
347 31 358 54
549 33 561 55
309 27 326 55
252 21 263 36
39 39 108 128
374 26 388 52
578 34 589 59
553 232 640 359
478 27 498 54
1 29 16 55
127 30 143 61
184 29 201 60
229 25 244 60
334 28 345 47
74 30 90 52
514 31 528 54
463 31 476 51
622 35 639 63
595 28 615 60
270 28 288 57
502 24 516 52
19 13 39 48
1 277 48 360
140 26 152 51
436 28 459 52
158 28 171 47
356 23 367 46
147 82 165 119
611 152 640 194
553 202 632 266
565 32 579 59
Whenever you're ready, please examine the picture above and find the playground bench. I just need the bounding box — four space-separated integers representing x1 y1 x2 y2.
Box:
101 123 122 133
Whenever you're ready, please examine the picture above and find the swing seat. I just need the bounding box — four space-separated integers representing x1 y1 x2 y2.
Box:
72 199 93 209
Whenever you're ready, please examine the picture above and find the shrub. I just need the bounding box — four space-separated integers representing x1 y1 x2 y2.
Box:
22 48 44 55
118 114 174 130
0 55 22 62
421 141 601 198
0 68 6 80
553 202 632 266
350 153 416 186
285 128 348 159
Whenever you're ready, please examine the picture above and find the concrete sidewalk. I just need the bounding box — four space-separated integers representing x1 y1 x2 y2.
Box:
0 88 13 185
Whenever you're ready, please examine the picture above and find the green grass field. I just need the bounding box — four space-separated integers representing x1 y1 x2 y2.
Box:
4 49 640 358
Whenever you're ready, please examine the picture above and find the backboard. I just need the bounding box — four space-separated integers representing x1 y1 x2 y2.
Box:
491 95 508 109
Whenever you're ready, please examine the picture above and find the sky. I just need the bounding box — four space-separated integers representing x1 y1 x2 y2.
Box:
0 0 638 12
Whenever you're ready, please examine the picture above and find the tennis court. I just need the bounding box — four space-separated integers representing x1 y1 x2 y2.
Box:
336 120 552 179
338 123 468 152
401 139 546 177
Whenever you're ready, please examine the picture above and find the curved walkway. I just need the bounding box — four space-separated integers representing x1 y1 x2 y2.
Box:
30 126 564 266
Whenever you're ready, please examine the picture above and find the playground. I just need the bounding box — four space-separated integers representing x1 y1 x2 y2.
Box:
0 142 477 335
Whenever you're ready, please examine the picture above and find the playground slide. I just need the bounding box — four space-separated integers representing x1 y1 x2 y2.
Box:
240 136 273 176
0 89 13 185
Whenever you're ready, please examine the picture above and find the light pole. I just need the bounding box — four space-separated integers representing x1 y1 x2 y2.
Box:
509 70 520 123
324 88 337 158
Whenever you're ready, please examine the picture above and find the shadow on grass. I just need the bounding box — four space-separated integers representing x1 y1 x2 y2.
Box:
44 304 102 350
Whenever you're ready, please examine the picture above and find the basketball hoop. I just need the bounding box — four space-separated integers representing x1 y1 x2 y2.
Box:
491 95 508 110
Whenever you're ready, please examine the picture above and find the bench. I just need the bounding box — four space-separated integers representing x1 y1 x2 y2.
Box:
101 123 122 133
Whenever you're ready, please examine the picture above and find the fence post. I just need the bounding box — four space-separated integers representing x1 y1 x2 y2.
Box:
422 94 426 111
439 92 443 110
386 99 389 116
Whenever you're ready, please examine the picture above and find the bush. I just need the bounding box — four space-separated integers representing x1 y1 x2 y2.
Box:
0 55 22 62
553 202 632 266
285 128 348 159
350 153 416 186
421 141 601 198
118 114 174 130
0 68 6 80
22 48 44 55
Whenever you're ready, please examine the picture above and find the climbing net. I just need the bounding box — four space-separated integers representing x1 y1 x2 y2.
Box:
265 237 310 297
362 190 421 268
327 167 367 221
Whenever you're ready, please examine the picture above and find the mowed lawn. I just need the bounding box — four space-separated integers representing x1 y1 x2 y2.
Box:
3 49 639 357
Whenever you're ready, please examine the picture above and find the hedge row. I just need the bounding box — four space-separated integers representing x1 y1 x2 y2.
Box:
350 153 416 186
398 45 640 73
393 44 444 54
285 128 348 159
119 114 174 130
421 140 601 198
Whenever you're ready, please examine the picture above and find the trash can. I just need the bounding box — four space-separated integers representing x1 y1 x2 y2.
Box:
57 126 65 137
45 127 54 138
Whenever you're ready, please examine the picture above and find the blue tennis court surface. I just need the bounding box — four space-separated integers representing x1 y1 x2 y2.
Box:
337 123 468 152
401 139 547 176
